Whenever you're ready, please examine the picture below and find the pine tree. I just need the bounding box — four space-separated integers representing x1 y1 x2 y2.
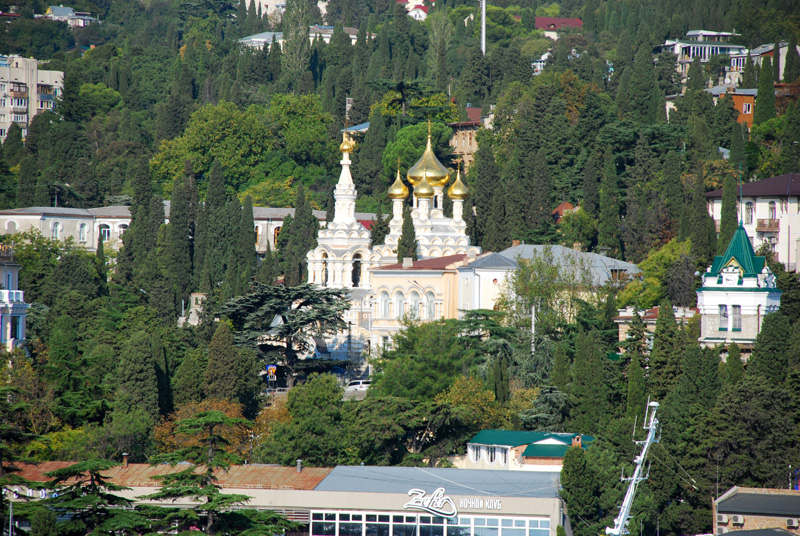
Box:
724 342 744 387
205 323 241 400
785 33 800 83
754 58 776 125
718 171 738 253
116 331 159 422
396 205 418 263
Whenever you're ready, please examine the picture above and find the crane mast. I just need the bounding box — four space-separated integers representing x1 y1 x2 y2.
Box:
605 401 660 536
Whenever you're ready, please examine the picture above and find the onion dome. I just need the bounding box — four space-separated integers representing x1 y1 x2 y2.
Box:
447 167 468 200
406 124 450 188
388 168 409 199
339 132 355 153
414 172 435 199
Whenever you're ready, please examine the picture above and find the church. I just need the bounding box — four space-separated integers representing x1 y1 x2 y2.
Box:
306 126 482 356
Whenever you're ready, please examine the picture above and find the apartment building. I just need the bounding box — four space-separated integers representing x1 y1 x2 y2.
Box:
0 55 63 141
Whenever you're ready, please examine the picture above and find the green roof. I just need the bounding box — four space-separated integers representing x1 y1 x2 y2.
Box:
468 430 594 448
521 444 572 458
707 225 765 278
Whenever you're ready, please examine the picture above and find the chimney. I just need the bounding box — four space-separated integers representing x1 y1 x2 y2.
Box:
467 250 477 262
122 453 129 467
402 257 413 268
571 436 582 448
511 240 520 247
296 459 302 473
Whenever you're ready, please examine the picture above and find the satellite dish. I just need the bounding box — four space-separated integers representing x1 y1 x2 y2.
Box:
725 77 731 84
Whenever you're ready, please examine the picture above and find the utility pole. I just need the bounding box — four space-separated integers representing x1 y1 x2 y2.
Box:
481 0 486 55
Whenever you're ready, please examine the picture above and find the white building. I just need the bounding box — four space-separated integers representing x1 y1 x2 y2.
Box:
38 5 99 28
0 244 28 351
655 30 747 83
0 55 62 141
706 173 800 271
696 225 781 351
238 24 363 49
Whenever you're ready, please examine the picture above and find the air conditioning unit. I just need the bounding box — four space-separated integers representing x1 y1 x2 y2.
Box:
717 528 728 535
717 515 729 524
731 516 745 525
787 518 799 528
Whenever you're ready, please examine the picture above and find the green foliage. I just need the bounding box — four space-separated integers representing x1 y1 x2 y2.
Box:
723 343 744 387
754 58 776 125
718 171 738 253
116 330 160 422
749 312 792 384
618 239 692 309
279 184 319 286
396 205 418 263
381 121 453 181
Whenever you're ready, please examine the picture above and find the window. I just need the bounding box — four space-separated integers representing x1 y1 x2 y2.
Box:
742 102 752 114
51 221 60 239
394 291 406 319
118 224 128 237
719 305 728 330
500 448 508 465
469 445 480 463
769 201 777 219
745 202 754 224
426 291 436 319
99 224 111 241
352 254 362 287
78 223 87 242
732 305 742 331
380 291 390 319
487 447 496 464
409 291 421 318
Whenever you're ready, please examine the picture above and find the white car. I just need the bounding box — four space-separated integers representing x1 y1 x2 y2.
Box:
344 379 371 393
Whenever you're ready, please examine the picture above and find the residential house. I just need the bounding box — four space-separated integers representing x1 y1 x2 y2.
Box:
534 17 583 40
713 487 800 536
39 5 98 27
696 225 781 351
706 85 757 127
656 30 747 83
0 244 28 351
706 173 800 271
613 305 698 348
238 25 365 49
452 430 593 472
0 55 62 141
449 107 483 170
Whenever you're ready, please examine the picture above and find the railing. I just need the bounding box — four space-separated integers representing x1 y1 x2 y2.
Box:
0 290 24 303
38 93 55 101
756 219 779 232
9 90 27 98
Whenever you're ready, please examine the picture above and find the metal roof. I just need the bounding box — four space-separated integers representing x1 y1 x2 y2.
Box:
706 225 765 277
468 430 593 448
499 244 641 286
314 466 560 498
707 173 800 198
521 444 571 458
465 252 518 270
717 492 800 516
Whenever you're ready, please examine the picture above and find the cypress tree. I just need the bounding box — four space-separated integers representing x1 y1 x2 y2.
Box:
630 47 657 122
396 205 418 263
267 37 282 84
96 233 108 296
352 107 387 196
689 170 715 266
173 348 206 408
730 122 747 177
754 58 776 125
527 148 552 231
116 331 159 422
718 171 738 253
597 153 621 258
236 348 263 419
749 312 792 384
370 203 390 246
662 150 684 228
237 195 256 281
724 342 744 387
469 137 501 248
570 330 608 434
687 56 705 91
582 153 600 217
778 102 800 174
168 175 193 314
2 123 23 166
34 174 50 206
16 154 38 207
550 343 571 392
785 33 800 83
648 301 682 400
773 42 781 83
204 323 240 400
741 55 757 88
626 350 646 422
280 184 318 286
256 244 279 285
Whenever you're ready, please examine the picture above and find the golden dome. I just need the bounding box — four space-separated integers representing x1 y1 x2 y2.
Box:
388 168 409 199
339 132 355 153
448 167 468 200
407 124 450 188
414 172 435 199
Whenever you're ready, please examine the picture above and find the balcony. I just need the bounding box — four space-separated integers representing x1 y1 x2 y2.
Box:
38 93 55 101
0 290 25 303
9 90 27 98
756 219 779 233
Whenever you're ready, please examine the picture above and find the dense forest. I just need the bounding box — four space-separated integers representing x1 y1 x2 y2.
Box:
2 0 800 535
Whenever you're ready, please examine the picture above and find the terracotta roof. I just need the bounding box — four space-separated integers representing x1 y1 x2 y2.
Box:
11 463 331 490
552 201 574 223
535 17 583 30
377 254 467 270
466 107 482 122
706 173 800 198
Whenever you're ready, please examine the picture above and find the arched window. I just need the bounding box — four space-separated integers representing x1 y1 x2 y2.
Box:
409 291 421 318
99 224 111 241
117 224 128 238
78 223 87 242
321 253 328 286
745 202 754 224
352 253 362 287
6 221 16 232
394 291 406 319
426 291 436 319
51 221 60 239
769 201 777 219
380 291 390 319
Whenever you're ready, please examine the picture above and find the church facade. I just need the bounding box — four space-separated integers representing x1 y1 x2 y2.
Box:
307 127 482 354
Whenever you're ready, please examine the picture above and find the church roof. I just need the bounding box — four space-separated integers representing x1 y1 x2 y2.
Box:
707 225 765 277
377 254 467 270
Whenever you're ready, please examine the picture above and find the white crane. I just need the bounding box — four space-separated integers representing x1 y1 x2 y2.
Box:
605 401 661 536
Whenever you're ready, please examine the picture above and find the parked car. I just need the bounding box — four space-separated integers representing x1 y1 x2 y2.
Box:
344 379 371 393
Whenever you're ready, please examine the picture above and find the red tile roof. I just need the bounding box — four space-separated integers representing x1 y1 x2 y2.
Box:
466 107 482 122
551 201 574 223
377 254 467 270
706 173 800 198
535 17 583 30
10 463 331 490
